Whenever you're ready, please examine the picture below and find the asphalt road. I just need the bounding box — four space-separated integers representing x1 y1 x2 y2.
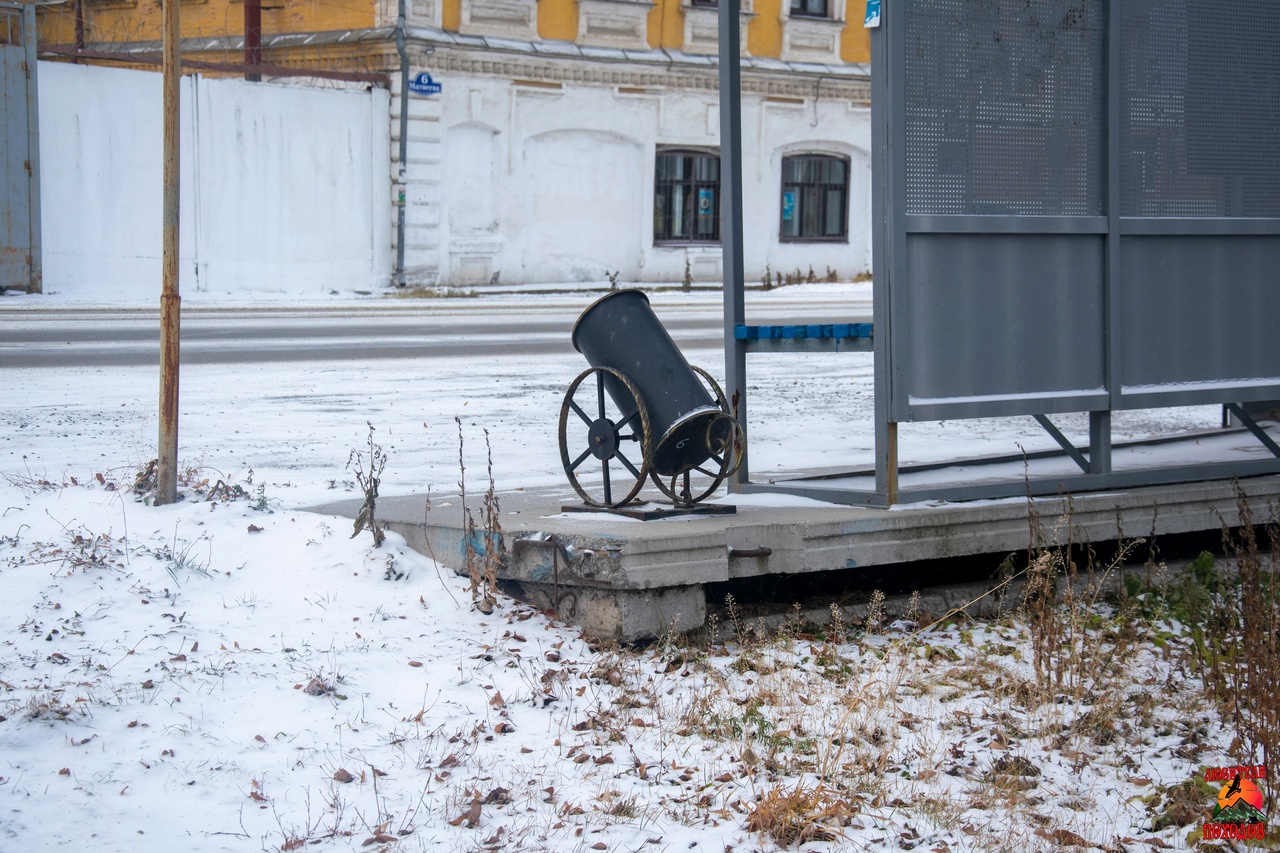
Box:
0 291 872 368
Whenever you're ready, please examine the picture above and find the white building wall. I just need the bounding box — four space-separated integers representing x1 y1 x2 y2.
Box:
420 52 871 287
38 61 391 298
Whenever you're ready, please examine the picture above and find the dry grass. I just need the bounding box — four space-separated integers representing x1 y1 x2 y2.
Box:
744 781 856 846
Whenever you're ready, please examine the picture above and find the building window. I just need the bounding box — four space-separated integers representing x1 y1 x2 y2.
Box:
789 0 828 18
780 154 848 241
690 0 717 6
654 149 720 244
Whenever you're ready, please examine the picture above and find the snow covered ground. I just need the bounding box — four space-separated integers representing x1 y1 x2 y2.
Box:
0 282 1254 850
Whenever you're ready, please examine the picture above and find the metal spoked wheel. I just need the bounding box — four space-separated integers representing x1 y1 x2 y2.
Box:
559 366 652 507
650 366 745 506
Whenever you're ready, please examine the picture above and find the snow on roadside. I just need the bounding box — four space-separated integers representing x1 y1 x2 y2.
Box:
1 472 1232 852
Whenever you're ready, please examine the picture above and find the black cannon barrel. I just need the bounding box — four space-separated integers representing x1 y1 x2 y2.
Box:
572 290 722 477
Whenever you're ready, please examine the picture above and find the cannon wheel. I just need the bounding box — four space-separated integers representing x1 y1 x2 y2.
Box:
650 366 745 506
559 366 652 507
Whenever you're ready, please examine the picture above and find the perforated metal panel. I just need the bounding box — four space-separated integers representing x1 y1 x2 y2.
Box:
1120 0 1280 218
868 0 1280 501
904 0 1105 216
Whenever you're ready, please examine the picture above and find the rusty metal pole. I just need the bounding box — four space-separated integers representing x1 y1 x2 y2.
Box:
244 0 261 82
157 0 181 506
73 0 86 57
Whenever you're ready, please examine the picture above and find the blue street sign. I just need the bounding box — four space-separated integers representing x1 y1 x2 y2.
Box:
408 72 443 96
865 0 880 27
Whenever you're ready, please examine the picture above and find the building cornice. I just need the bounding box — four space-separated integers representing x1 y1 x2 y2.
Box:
60 25 871 103
421 32 870 103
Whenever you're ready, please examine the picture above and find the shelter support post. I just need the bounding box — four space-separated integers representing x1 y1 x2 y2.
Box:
1089 411 1111 474
718 0 747 488
875 420 897 505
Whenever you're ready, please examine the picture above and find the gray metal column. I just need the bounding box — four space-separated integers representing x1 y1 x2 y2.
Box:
870 0 896 503
1089 411 1111 474
718 0 747 487
393 0 409 287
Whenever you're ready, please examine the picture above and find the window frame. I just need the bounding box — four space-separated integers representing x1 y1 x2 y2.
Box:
653 147 722 246
788 0 829 19
779 153 850 243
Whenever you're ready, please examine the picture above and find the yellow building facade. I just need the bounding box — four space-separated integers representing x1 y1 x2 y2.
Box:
37 0 867 66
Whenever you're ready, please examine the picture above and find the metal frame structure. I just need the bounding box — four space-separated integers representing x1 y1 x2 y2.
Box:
721 0 1280 506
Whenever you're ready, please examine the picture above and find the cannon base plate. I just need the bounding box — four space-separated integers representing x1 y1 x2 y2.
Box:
560 502 737 521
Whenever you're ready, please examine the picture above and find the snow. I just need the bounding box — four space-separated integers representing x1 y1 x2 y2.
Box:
0 282 1255 850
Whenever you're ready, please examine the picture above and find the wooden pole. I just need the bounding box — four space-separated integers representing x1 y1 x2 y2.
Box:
157 0 181 505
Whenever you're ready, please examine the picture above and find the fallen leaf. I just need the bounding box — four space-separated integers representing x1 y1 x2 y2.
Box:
408 660 423 668
1034 828 1090 847
333 768 355 783
484 787 511 804
58 768 71 776
247 524 264 533
448 801 481 828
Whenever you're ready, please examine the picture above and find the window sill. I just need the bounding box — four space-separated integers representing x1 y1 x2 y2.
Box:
779 236 849 244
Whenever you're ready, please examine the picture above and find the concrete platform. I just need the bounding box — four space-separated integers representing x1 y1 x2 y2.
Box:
311 471 1280 641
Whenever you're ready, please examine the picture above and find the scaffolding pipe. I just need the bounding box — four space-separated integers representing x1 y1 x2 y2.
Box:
157 0 181 505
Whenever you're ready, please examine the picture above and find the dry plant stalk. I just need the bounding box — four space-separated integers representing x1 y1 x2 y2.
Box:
457 418 505 613
1208 487 1280 786
1021 488 1143 701
347 422 386 548
745 783 853 846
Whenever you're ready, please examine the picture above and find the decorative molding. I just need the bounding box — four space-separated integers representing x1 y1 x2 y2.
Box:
426 49 870 103
781 15 843 64
681 2 752 57
459 0 537 41
409 0 441 29
577 0 655 51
